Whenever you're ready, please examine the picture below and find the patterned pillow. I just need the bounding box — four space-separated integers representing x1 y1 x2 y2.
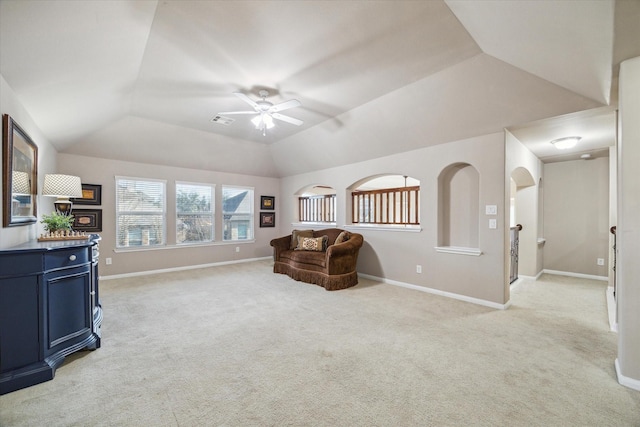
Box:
295 235 328 251
290 229 314 249
334 231 350 245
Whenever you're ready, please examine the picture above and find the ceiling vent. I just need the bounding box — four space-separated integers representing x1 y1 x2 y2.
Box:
211 115 235 126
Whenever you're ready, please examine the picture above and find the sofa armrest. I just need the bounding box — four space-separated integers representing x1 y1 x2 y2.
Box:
326 233 363 275
270 235 292 261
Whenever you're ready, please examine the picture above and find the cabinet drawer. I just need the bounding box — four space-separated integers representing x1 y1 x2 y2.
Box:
0 253 42 277
44 248 89 271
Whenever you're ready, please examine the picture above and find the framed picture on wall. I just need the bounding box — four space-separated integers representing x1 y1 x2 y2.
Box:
260 196 275 210
2 114 38 227
72 183 102 205
259 212 275 227
72 209 102 232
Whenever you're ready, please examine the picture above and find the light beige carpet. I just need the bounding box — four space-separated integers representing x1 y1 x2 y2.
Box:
1 261 638 426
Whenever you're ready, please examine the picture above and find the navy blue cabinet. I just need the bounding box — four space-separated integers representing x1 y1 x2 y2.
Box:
0 236 101 395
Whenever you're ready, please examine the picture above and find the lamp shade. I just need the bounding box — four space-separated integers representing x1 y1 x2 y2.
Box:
12 171 31 195
42 174 83 198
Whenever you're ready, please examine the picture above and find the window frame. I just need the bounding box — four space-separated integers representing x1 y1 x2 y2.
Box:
222 185 254 242
115 176 167 249
175 181 215 245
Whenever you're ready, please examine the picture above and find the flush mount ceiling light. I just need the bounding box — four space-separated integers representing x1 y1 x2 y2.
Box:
550 136 581 150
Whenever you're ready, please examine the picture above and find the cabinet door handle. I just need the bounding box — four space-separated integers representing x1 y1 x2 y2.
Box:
69 255 77 261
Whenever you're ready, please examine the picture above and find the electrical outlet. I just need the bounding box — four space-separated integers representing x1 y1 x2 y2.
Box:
489 219 497 229
416 265 422 274
597 258 605 266
105 257 112 265
235 247 240 253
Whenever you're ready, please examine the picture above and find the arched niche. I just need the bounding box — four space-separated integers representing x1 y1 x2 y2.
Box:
438 163 479 248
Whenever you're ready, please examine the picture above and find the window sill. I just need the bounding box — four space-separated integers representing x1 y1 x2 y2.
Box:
291 222 337 228
434 246 482 256
114 240 255 253
345 224 422 233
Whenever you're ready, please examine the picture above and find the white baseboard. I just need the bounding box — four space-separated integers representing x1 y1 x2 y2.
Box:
100 256 273 281
543 269 608 282
615 359 640 391
358 273 510 310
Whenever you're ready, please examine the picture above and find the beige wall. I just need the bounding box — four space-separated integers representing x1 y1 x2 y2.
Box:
505 132 544 280
616 56 640 387
58 153 281 276
543 157 610 277
280 132 508 306
0 74 57 249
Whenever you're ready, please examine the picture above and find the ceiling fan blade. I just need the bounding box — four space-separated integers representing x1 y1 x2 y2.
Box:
217 111 259 115
269 99 302 113
272 113 304 126
233 92 259 110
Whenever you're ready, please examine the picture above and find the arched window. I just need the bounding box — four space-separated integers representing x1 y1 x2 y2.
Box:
351 175 420 225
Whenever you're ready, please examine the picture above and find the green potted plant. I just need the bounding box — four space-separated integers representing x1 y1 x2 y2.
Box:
41 212 75 234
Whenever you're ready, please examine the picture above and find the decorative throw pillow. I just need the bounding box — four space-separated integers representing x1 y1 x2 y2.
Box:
334 231 350 245
295 235 328 252
291 229 314 249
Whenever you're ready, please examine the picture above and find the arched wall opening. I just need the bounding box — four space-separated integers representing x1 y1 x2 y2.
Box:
509 166 537 278
294 184 337 225
347 174 420 226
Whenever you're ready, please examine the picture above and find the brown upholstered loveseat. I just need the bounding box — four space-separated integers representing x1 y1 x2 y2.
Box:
270 228 363 291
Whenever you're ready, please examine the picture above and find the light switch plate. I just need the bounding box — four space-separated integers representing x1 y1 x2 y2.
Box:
489 219 497 229
486 205 497 215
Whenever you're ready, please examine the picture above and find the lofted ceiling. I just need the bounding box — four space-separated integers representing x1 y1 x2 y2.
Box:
1 0 639 177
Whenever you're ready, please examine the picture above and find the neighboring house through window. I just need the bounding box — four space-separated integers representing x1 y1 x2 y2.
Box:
176 182 214 244
116 176 166 248
222 185 254 241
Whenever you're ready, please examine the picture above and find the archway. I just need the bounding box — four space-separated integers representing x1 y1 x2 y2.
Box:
509 167 537 282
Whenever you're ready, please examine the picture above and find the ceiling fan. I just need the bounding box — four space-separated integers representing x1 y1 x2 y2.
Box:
217 90 304 136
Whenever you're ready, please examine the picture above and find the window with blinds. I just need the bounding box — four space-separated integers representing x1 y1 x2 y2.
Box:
176 182 214 244
116 177 166 248
222 186 253 241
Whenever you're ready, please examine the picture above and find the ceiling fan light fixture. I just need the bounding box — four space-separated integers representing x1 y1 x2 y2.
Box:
550 136 581 150
251 113 275 130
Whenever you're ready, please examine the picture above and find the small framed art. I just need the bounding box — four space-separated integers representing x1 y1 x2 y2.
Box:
260 195 275 210
259 212 275 227
72 209 103 232
73 183 102 205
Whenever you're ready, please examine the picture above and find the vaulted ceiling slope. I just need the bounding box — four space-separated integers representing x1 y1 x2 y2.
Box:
1 0 637 178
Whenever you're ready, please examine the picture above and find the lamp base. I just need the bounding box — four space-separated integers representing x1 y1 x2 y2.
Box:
54 199 73 215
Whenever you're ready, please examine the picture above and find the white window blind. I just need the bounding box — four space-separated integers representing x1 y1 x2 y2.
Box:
222 186 253 241
116 177 166 248
176 182 214 244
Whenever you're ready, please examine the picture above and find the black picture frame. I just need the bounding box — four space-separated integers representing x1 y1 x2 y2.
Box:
72 209 102 232
2 114 38 227
259 212 275 227
73 183 102 205
260 195 275 210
